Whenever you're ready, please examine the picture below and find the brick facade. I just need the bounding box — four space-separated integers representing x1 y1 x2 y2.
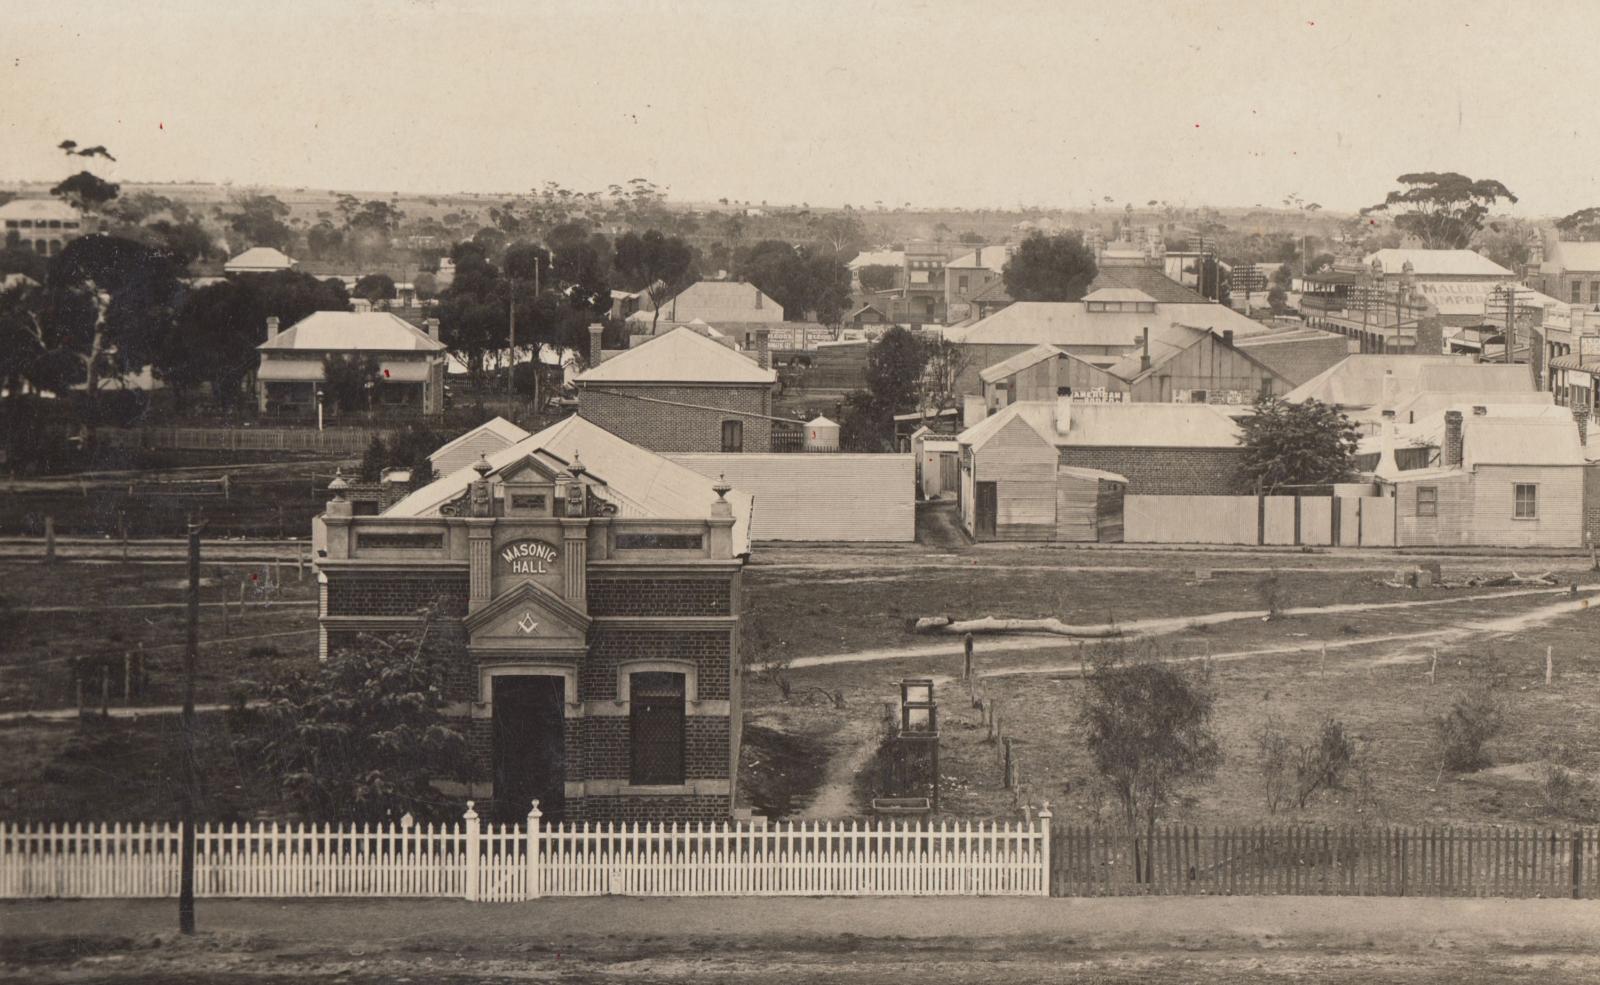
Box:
576 384 773 452
323 567 740 826
1058 446 1248 495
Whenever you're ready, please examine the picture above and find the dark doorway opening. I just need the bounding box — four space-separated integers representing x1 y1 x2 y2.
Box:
492 675 566 823
976 481 998 538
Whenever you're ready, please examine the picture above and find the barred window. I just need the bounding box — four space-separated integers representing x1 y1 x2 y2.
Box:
630 672 686 786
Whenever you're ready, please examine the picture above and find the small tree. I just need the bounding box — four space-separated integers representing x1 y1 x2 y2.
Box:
1238 395 1361 493
359 434 387 482
321 353 382 414
857 264 898 292
1077 643 1220 882
1292 717 1357 808
1433 684 1504 773
230 604 471 822
352 273 397 306
1254 716 1293 814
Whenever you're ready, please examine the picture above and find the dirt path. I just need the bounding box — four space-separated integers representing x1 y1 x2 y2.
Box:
794 717 879 818
773 586 1594 672
5 897 1599 983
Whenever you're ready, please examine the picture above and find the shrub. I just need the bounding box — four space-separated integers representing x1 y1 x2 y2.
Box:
1293 717 1357 808
1432 684 1504 772
1254 716 1293 814
1256 571 1289 620
1537 764 1593 819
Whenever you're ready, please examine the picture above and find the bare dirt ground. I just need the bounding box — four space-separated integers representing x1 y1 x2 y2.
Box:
4 896 1599 983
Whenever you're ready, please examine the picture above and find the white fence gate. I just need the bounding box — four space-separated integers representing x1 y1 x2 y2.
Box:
2 803 1051 901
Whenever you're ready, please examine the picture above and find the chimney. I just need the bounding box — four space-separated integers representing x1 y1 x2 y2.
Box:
1140 327 1151 372
425 317 440 342
1472 405 1488 416
754 287 762 310
588 322 605 367
1222 329 1234 348
974 246 983 268
1054 395 1073 435
754 328 770 370
1572 405 1588 447
1380 370 1398 416
1443 410 1464 468
266 315 280 342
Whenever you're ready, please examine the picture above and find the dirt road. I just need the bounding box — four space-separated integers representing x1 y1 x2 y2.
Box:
4 896 1598 983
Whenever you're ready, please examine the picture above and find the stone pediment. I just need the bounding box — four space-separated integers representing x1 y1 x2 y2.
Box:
464 580 590 647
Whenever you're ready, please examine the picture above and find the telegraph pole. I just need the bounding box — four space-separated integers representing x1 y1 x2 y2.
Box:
179 515 203 935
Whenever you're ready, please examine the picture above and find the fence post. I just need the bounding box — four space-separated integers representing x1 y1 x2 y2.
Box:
963 633 974 681
463 801 480 901
1574 828 1584 900
526 800 543 900
1038 802 1053 897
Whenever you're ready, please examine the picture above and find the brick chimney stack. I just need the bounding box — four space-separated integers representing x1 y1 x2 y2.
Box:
588 323 605 367
1443 410 1464 467
425 317 440 342
1222 329 1234 348
754 328 770 370
1140 327 1151 372
266 315 279 342
1575 404 1589 447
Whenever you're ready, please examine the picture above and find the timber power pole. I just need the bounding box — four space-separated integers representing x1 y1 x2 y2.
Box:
179 516 203 934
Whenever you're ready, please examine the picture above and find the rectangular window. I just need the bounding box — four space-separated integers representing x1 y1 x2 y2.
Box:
355 531 444 550
721 419 743 453
509 493 547 512
958 275 969 292
1416 486 1438 518
1513 483 1538 519
1591 280 1599 303
1573 282 1583 303
630 672 686 785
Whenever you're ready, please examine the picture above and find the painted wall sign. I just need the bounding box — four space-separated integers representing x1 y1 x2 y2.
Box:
499 539 559 575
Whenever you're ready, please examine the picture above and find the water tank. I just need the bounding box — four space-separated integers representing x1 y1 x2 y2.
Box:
804 415 840 452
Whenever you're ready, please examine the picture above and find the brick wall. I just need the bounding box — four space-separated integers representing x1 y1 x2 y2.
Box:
569 795 730 824
577 384 773 452
1585 463 1600 549
584 629 732 701
1059 446 1248 495
324 573 469 617
588 578 732 617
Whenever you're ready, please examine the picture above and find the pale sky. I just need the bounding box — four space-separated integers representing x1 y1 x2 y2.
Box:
3 0 1597 217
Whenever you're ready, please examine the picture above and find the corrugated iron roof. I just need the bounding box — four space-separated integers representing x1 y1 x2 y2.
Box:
427 417 531 464
958 400 1241 450
386 415 753 555
948 300 1267 348
258 311 446 352
977 343 1067 383
1284 354 1483 408
574 325 776 384
225 246 297 271
1363 249 1512 278
1463 416 1587 467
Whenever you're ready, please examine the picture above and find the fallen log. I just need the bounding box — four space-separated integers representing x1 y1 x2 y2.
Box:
912 615 1122 638
1464 571 1558 588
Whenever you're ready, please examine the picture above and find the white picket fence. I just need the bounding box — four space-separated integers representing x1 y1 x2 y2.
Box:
1 803 1052 901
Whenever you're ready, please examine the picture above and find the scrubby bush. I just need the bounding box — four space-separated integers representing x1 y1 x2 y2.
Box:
1293 717 1357 808
1432 684 1504 772
1256 571 1290 620
1254 716 1292 814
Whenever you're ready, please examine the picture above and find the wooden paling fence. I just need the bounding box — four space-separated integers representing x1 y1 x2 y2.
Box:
1051 824 1600 899
94 426 398 455
0 803 1051 902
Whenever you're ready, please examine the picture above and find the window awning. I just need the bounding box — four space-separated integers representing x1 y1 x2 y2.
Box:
257 360 324 382
378 361 431 382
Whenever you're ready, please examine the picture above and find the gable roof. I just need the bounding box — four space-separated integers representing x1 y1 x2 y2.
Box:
427 417 531 464
1363 249 1512 278
947 299 1268 348
258 311 447 352
1103 324 1213 380
848 250 904 270
573 325 777 385
386 415 753 555
946 245 1010 271
978 343 1068 384
969 279 1014 304
958 400 1242 450
225 246 297 271
1283 354 1481 408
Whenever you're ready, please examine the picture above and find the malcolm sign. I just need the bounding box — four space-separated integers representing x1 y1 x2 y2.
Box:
499 539 560 575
